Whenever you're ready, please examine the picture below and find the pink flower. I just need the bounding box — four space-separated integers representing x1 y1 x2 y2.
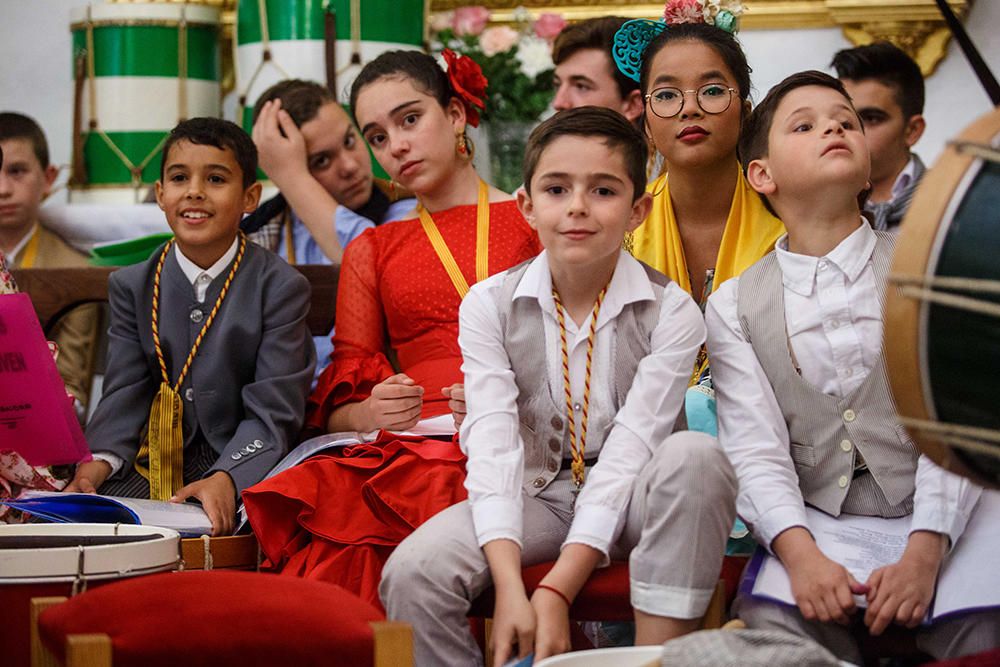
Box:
452 6 490 37
664 0 706 25
429 11 454 33
533 13 567 42
479 26 519 56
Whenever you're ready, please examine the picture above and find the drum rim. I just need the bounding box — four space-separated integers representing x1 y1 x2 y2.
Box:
70 3 220 25
886 107 1000 487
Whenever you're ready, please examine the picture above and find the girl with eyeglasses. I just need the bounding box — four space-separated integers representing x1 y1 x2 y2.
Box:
612 17 785 443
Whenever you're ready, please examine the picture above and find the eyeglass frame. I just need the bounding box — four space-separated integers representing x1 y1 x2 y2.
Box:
643 83 738 119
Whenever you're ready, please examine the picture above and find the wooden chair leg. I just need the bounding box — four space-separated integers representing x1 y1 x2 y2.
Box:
699 580 728 630
371 620 414 667
31 597 68 667
65 634 112 667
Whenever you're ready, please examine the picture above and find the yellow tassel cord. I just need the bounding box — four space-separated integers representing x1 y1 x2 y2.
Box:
417 179 490 299
136 235 247 499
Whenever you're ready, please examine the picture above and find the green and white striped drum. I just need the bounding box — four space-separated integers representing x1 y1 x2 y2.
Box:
235 0 424 127
886 108 1000 490
69 3 221 203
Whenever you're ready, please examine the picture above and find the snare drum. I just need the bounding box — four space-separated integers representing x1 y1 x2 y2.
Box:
0 523 180 667
69 3 221 204
886 107 1000 490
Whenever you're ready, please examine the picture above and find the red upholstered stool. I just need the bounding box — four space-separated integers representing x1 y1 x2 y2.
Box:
33 570 412 667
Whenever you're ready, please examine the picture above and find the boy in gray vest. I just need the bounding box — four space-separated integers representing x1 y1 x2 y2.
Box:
707 71 998 662
379 107 737 666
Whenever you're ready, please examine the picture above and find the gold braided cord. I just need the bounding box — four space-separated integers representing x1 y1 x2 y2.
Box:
137 233 248 498
552 285 607 490
417 179 490 299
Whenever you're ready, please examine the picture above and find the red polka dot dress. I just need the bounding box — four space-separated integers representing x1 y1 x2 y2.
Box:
243 201 540 610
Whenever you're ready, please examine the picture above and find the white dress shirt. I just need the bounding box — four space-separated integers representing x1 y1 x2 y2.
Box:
92 238 241 475
706 222 980 550
458 250 704 556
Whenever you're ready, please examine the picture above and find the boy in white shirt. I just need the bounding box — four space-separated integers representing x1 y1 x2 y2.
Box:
379 106 737 666
706 70 998 662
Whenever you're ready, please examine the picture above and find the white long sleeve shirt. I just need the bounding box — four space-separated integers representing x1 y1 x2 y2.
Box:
458 250 704 557
705 222 980 550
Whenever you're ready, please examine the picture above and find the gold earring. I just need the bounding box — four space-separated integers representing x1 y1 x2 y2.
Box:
456 130 474 161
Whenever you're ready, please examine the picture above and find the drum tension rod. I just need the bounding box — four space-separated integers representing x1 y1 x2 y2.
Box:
951 140 1000 164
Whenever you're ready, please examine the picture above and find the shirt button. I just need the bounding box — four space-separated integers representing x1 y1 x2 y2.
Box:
841 368 853 378
190 309 204 323
532 477 545 489
838 475 849 488
573 403 581 412
548 438 561 453
184 388 194 402
818 261 828 271
829 319 840 329
253 439 263 447
843 409 856 423
550 416 563 430
231 452 242 461
840 439 853 452
546 459 558 472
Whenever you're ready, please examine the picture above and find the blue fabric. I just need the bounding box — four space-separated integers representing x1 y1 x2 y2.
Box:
334 198 416 249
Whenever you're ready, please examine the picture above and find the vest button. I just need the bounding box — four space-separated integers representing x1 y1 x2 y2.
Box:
843 409 856 423
838 475 849 488
532 477 545 488
840 439 853 452
551 416 563 430
549 438 561 453
190 308 204 323
184 388 194 402
547 459 558 472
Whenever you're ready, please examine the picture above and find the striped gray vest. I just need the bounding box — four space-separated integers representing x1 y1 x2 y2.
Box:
736 231 918 517
496 259 669 496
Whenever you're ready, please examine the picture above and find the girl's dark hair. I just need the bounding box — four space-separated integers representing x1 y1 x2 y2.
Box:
349 50 453 124
638 23 752 104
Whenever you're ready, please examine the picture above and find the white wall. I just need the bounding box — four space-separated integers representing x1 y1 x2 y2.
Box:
2 0 998 201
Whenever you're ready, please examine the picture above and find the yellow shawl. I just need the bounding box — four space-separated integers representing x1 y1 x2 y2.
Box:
630 164 785 296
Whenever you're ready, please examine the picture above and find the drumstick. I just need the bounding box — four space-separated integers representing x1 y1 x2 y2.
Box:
934 0 1000 105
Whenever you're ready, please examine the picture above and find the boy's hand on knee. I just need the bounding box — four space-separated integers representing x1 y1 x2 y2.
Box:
864 531 945 635
362 374 424 432
171 471 236 537
492 589 536 667
530 587 571 661
442 383 466 429
65 460 112 494
774 527 867 625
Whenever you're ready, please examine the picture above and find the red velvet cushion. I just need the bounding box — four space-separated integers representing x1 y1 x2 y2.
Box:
38 570 383 667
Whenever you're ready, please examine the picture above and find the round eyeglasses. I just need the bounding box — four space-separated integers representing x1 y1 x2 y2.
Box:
645 83 737 119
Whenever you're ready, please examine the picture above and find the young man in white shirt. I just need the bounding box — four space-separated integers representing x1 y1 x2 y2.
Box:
707 70 997 663
831 42 926 231
380 107 737 666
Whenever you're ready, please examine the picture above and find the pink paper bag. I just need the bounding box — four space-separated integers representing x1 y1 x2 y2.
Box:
0 292 90 465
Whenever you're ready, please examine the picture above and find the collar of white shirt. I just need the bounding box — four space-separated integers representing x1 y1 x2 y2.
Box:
891 154 918 200
774 220 876 297
512 249 657 327
5 224 38 265
173 237 240 288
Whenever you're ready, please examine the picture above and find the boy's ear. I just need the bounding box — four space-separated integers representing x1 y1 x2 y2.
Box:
154 181 166 212
243 181 263 214
620 90 644 125
516 187 537 230
745 158 776 198
627 192 653 233
904 114 926 148
42 164 59 198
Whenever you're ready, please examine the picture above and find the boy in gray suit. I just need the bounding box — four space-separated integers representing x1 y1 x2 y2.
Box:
66 118 316 536
707 71 997 662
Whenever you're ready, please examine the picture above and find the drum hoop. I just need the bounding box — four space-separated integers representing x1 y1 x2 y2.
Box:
1 562 178 586
886 107 1000 486
70 19 219 30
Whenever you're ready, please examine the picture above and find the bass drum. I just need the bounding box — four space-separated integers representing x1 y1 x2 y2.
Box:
886 107 1000 490
0 523 180 667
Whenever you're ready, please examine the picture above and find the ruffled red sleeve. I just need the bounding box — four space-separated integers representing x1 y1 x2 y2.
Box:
305 231 395 430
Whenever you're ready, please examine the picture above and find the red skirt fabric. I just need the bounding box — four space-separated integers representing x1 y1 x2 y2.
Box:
242 433 467 611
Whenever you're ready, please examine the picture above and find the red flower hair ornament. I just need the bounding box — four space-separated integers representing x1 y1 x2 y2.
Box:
442 49 488 127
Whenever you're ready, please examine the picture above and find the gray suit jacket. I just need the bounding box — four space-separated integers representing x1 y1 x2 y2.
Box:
85 241 316 494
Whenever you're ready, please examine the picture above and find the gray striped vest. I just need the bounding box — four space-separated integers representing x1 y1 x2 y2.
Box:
736 231 918 517
496 259 669 496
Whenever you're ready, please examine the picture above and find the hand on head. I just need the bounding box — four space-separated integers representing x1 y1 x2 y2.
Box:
252 99 308 185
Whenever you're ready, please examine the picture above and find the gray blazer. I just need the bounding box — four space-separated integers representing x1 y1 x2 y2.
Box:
85 241 316 494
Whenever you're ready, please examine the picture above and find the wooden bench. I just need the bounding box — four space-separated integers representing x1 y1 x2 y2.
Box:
12 265 339 337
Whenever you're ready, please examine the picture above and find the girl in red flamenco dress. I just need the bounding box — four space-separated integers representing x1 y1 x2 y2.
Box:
242 50 541 609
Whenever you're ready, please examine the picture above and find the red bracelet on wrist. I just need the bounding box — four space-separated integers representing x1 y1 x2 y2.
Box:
535 583 572 607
